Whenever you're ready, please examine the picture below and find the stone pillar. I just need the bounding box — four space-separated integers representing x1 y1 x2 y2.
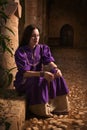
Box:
25 0 38 27
25 0 47 42
37 0 47 42
0 0 22 88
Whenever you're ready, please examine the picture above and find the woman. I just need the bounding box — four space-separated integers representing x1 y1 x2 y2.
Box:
14 24 69 117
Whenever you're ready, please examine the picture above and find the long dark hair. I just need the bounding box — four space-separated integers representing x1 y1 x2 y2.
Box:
19 24 40 47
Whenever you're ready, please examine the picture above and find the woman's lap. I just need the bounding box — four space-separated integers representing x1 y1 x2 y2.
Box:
25 76 69 105
15 76 69 117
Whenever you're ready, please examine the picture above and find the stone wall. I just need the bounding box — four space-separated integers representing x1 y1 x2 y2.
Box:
47 0 87 48
25 0 38 27
23 0 87 48
24 0 47 43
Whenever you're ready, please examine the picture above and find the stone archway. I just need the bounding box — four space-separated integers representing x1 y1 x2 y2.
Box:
60 24 74 47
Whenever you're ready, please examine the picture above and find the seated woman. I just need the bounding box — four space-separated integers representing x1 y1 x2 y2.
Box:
14 24 69 117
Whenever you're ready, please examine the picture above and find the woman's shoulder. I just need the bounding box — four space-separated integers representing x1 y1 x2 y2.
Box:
16 46 27 52
15 46 27 56
39 43 50 49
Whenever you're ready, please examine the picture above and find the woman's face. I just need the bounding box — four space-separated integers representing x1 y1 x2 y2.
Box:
29 28 40 48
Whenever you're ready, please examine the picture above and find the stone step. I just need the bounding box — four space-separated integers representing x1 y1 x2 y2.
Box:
0 89 26 130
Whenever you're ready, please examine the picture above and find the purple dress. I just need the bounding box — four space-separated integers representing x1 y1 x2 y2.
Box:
14 44 69 105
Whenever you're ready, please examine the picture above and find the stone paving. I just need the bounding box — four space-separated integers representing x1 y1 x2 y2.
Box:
24 48 87 130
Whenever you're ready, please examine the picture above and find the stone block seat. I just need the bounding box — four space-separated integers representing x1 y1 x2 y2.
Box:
0 89 26 130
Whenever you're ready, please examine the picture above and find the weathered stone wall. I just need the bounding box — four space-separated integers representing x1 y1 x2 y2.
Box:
23 0 87 48
47 0 87 48
24 0 47 43
25 0 38 27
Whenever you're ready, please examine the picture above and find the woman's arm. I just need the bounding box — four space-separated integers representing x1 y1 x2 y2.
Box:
48 62 62 77
48 62 58 69
23 70 54 82
23 71 40 77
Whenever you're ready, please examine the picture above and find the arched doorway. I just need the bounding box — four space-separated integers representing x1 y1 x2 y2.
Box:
60 24 74 47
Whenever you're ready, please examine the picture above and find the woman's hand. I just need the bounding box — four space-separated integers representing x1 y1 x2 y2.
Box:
44 71 54 82
54 69 62 77
48 62 62 77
